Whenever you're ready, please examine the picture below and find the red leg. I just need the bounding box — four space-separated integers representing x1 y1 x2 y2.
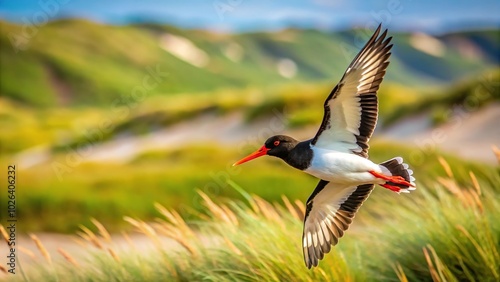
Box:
369 170 414 187
381 184 403 193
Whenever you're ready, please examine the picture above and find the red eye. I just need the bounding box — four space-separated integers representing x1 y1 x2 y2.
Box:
274 140 280 146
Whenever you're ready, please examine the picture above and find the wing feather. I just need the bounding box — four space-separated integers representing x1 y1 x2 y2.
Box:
302 181 374 268
312 25 393 158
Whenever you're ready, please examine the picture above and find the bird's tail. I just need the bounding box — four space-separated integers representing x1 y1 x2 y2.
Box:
379 157 416 191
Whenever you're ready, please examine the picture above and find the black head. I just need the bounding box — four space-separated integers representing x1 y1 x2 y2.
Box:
233 135 299 166
264 135 299 159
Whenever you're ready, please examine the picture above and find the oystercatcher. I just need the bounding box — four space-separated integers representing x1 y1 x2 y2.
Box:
233 25 416 268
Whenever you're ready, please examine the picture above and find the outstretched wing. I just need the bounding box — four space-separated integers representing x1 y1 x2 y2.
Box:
302 181 374 268
311 25 393 158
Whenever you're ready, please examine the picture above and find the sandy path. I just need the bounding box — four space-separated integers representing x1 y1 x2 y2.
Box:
0 232 187 276
382 103 500 164
14 103 498 169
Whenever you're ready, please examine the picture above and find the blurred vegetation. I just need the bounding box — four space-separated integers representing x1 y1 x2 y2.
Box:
7 158 499 281
1 81 415 154
1 20 499 107
2 66 499 155
0 19 498 238
384 68 500 127
0 139 496 233
1 67 499 233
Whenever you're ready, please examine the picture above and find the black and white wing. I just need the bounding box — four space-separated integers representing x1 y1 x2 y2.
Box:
311 25 393 158
302 181 374 268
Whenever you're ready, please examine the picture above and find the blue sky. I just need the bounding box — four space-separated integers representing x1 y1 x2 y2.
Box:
1 0 499 33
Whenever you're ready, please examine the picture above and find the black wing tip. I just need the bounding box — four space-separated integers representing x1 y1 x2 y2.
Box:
305 257 318 269
304 247 317 269
372 23 388 38
370 26 394 51
380 28 388 38
376 28 392 46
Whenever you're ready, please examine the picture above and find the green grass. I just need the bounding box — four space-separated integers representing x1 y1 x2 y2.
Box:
0 139 494 233
1 19 498 107
7 159 499 281
0 80 422 155
383 68 500 127
0 74 496 233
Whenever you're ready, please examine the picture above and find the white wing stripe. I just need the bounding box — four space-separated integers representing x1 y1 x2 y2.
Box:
303 182 375 268
321 221 330 242
311 25 392 158
313 226 319 247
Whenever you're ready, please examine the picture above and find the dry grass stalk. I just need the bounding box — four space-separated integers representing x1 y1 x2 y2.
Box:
71 237 88 248
155 205 196 237
30 234 51 264
223 236 242 256
438 157 453 178
79 225 104 250
469 190 484 214
57 248 80 267
159 254 179 280
423 246 441 282
108 247 120 263
19 246 36 259
455 224 488 259
294 199 306 220
438 177 469 206
244 238 255 252
247 194 261 215
91 218 111 243
0 225 9 245
492 145 500 163
427 245 452 282
221 205 239 226
76 231 91 245
264 204 285 228
198 191 234 225
124 217 162 248
121 231 137 251
394 263 409 282
155 202 180 225
282 195 300 221
469 171 481 196
155 204 198 241
438 157 485 212
462 190 477 208
253 196 280 223
254 196 273 218
273 201 290 222
316 267 330 281
154 223 198 257
438 177 461 196
440 175 483 211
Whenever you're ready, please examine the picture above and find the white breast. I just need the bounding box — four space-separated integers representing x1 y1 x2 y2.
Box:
304 146 382 184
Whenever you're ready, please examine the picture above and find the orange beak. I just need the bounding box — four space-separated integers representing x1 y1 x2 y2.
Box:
233 145 269 166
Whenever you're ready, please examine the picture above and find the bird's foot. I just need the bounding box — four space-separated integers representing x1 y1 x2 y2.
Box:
369 170 414 187
380 184 410 194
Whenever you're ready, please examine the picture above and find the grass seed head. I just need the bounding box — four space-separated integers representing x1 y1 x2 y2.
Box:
0 225 9 245
57 248 80 267
91 218 111 243
30 234 51 264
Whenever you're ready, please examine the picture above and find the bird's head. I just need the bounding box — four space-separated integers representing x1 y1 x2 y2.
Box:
233 135 298 166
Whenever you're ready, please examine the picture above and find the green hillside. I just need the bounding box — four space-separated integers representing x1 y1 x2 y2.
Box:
1 19 498 107
383 68 500 126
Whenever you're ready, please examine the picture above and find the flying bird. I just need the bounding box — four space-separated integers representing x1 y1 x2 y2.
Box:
233 25 416 268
